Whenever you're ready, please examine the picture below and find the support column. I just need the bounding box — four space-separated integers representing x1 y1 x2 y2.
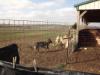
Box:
76 10 80 49
80 11 87 29
75 10 87 48
70 10 80 52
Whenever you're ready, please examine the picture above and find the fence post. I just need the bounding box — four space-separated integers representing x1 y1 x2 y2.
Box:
12 56 17 69
65 27 70 65
33 59 37 72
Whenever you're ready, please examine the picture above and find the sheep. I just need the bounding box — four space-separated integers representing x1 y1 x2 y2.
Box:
34 38 52 52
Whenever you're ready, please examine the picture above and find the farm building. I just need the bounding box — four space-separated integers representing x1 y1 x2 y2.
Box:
74 0 100 48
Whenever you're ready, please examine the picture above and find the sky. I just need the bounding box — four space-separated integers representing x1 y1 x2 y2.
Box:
0 0 86 24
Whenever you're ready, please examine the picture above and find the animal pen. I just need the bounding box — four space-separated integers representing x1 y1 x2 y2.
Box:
0 19 98 75
0 0 100 74
0 19 76 69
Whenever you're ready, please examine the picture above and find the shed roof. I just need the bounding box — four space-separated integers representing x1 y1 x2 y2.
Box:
75 0 99 7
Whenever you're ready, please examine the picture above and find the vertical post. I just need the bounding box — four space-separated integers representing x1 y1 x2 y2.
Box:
23 20 25 38
65 27 71 65
77 11 80 34
76 10 80 48
3 19 5 25
9 19 10 25
14 20 15 26
18 20 19 25
13 56 17 69
83 18 88 28
33 59 37 72
26 20 27 25
23 20 24 26
47 20 48 25
80 11 87 29
82 18 86 29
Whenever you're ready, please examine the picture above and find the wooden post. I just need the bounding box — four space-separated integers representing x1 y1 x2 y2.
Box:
23 20 24 26
80 11 87 29
9 19 10 25
77 11 80 33
65 27 71 65
14 20 15 26
3 19 5 25
80 11 87 18
33 59 37 72
13 56 17 69
82 18 87 29
75 10 80 48
18 20 20 25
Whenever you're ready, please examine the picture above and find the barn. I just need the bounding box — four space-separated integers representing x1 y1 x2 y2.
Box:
74 0 100 48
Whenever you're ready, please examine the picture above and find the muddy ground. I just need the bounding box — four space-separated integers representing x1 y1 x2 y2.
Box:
0 38 100 74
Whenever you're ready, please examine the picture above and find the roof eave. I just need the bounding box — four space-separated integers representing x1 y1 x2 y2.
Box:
74 0 99 7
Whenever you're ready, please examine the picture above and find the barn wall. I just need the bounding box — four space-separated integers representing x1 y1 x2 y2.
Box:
78 29 100 47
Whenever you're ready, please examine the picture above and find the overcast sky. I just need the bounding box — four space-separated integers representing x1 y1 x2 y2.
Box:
0 0 86 24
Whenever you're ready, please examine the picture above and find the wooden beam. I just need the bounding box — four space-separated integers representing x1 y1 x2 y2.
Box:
77 11 80 31
73 10 80 51
80 11 87 18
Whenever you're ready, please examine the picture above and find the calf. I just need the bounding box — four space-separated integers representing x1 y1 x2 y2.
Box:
34 39 52 51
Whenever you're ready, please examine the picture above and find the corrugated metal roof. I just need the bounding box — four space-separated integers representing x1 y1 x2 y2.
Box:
74 0 99 7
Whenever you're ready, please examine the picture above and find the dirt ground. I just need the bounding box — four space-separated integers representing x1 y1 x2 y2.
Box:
65 47 100 74
0 38 100 74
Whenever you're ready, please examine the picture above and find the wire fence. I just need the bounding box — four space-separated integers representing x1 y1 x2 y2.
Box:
0 18 71 68
0 19 67 26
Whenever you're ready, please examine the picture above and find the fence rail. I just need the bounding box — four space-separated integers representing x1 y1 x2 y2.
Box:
0 19 67 26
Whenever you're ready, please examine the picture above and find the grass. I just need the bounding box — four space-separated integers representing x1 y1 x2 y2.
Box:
56 64 65 69
0 25 68 41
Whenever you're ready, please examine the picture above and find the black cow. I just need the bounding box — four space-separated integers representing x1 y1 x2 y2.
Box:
0 44 20 64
